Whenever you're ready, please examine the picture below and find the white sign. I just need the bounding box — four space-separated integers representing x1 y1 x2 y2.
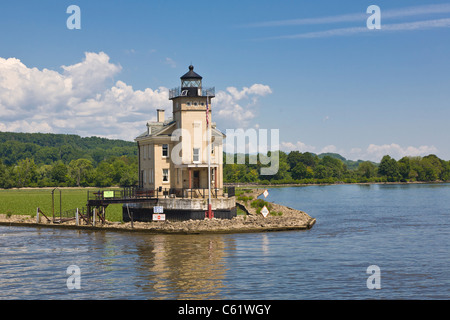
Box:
263 189 269 198
261 205 269 218
153 214 166 221
153 206 164 214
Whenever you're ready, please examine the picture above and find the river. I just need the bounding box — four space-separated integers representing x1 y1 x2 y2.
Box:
0 183 448 299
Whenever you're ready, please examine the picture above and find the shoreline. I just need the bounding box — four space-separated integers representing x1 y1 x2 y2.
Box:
1 180 447 192
0 189 315 234
225 180 449 188
0 214 316 235
0 219 315 235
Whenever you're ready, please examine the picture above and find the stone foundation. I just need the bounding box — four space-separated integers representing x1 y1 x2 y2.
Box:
122 197 237 222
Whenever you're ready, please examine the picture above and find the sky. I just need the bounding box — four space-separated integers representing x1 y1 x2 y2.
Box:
0 0 449 162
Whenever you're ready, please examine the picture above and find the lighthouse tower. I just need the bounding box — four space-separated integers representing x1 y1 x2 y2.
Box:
129 65 233 222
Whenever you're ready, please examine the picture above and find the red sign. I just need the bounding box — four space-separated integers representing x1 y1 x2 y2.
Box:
152 214 166 221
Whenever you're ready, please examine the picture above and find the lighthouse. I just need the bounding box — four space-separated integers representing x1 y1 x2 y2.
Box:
127 65 235 222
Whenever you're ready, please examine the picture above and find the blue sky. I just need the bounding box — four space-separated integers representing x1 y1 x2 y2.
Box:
0 0 449 162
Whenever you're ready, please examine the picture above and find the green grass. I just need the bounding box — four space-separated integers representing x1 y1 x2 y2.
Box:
236 207 247 216
0 188 124 222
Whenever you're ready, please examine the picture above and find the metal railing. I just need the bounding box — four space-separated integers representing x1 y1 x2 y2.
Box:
52 207 87 224
87 186 234 201
169 86 215 99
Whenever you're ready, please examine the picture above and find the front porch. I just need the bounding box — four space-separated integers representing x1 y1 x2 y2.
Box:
175 164 221 190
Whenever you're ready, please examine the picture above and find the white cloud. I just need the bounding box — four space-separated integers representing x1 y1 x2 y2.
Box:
320 145 338 154
62 51 122 99
280 140 317 153
164 57 176 68
0 52 170 141
259 18 450 40
251 3 450 41
0 52 271 141
246 3 450 28
357 143 439 162
214 84 272 128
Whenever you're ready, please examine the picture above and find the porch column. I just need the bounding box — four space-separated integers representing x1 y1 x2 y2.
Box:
189 168 192 189
214 167 217 189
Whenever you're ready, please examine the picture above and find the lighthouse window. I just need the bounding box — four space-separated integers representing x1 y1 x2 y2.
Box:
162 144 169 157
193 148 200 163
162 169 169 183
182 80 201 87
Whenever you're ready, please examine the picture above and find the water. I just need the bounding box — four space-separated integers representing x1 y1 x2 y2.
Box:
0 183 448 299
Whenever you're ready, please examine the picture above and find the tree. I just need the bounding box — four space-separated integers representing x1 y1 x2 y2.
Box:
314 165 328 179
320 155 344 179
287 151 302 170
51 161 68 184
299 152 319 168
441 161 450 181
269 151 291 181
357 161 377 179
0 160 8 188
420 155 442 181
68 159 93 187
93 161 114 187
378 155 400 182
398 157 411 181
14 158 38 187
291 162 308 179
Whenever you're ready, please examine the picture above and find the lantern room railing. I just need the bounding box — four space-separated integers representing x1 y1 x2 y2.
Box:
169 86 215 99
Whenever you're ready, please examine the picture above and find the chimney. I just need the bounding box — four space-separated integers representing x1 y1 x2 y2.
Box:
157 109 165 123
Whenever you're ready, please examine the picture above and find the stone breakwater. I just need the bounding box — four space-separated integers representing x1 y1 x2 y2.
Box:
0 190 315 234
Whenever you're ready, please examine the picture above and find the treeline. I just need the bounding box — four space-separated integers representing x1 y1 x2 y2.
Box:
223 151 450 185
1 132 449 188
0 132 138 188
0 131 136 165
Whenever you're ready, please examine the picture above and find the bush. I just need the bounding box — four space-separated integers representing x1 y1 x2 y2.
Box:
237 195 253 202
270 211 283 216
250 199 273 214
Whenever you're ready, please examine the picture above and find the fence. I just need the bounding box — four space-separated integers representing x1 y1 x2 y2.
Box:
52 207 88 224
88 186 235 201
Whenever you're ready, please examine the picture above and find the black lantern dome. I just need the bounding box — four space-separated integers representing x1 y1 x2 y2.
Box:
169 65 214 99
180 65 202 96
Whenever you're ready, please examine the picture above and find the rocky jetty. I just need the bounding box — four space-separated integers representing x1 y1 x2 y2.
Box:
0 189 315 234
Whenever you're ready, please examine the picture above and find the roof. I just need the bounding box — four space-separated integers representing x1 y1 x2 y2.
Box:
136 121 226 141
135 120 175 141
180 65 202 80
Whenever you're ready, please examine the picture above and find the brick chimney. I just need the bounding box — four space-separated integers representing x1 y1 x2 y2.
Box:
157 109 165 123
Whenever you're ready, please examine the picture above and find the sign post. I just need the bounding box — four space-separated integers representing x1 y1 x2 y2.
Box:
153 206 165 221
261 205 269 218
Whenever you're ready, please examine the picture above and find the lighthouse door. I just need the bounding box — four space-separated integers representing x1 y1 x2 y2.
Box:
193 170 200 188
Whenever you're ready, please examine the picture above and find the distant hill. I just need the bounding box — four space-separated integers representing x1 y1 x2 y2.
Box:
317 152 346 161
0 131 137 165
317 152 377 170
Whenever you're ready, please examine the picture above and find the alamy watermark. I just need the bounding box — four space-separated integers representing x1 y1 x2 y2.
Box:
170 126 280 176
66 5 81 30
66 265 81 290
366 265 381 290
225 129 279 176
66 5 381 31
367 5 381 30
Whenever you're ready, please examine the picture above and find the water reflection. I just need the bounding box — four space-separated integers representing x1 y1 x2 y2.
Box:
133 234 233 299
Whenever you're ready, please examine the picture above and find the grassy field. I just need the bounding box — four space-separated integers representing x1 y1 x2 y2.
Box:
0 188 124 222
0 187 255 222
